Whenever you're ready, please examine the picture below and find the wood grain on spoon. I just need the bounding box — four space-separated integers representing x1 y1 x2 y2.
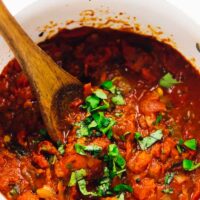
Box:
0 0 82 142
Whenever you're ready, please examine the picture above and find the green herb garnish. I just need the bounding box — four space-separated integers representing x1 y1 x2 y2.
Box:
183 159 200 171
57 141 65 155
93 89 107 99
134 132 142 140
10 185 20 196
184 139 197 150
101 80 116 94
159 73 180 88
75 143 102 156
153 113 162 125
113 184 133 193
136 130 163 150
68 169 97 196
117 193 125 200
112 95 125 105
105 144 126 178
97 167 112 196
76 121 90 138
176 139 184 153
162 188 173 194
38 128 47 136
85 95 100 110
91 100 110 111
164 172 175 185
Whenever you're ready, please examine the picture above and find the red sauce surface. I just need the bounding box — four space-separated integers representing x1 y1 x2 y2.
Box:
0 27 200 200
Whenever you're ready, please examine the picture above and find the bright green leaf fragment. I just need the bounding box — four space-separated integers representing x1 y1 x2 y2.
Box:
97 167 112 196
134 132 142 140
88 120 97 129
101 80 116 94
176 139 184 154
153 113 162 125
76 122 90 138
164 172 175 185
112 95 125 105
159 73 180 88
92 112 116 136
75 143 102 156
93 89 107 99
68 171 76 187
183 159 200 171
117 193 125 200
78 179 98 196
68 169 97 196
57 142 65 155
137 130 163 150
184 139 197 150
113 184 133 193
68 169 87 186
91 100 110 112
105 144 126 178
162 188 173 194
108 144 121 157
85 95 100 110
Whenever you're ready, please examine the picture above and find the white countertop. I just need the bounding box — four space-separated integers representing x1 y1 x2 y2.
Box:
2 0 200 26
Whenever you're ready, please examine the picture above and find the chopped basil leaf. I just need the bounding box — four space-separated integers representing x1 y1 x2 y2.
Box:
112 95 125 105
88 120 97 129
159 73 180 88
184 139 197 150
57 142 65 155
176 139 184 153
108 144 120 157
153 113 162 125
164 172 175 185
75 143 102 156
69 169 97 196
68 171 76 186
115 112 123 117
78 179 98 196
162 188 173 194
85 95 100 110
137 130 163 150
97 167 112 196
10 185 20 196
113 184 133 193
183 159 200 171
91 100 110 111
93 89 107 99
97 177 111 196
117 193 125 200
105 144 126 177
68 169 86 186
92 112 105 128
76 122 90 138
38 128 47 136
101 118 116 134
134 132 142 140
48 155 57 165
101 80 116 94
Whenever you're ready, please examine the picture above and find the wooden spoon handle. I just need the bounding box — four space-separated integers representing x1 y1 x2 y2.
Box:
0 0 81 142
0 0 80 94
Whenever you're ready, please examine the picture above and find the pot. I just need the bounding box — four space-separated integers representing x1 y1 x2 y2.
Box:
0 0 200 72
0 0 200 199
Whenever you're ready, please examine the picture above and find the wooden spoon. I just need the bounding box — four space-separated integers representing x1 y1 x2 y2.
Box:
0 1 82 142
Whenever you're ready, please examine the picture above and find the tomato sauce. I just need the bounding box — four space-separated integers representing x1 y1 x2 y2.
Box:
0 27 200 200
